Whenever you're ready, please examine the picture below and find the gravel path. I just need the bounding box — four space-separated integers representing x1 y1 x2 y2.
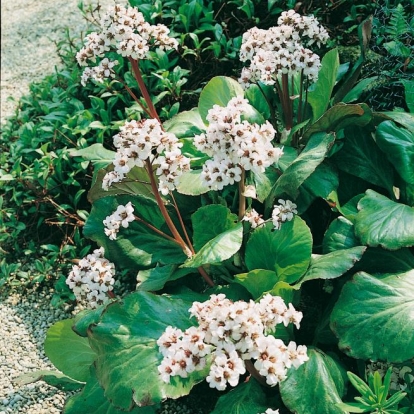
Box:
0 1 113 413
0 0 113 123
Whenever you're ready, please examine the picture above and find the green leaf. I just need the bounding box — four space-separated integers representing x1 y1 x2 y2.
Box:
86 292 207 409
297 247 366 286
333 126 394 193
136 265 194 292
355 190 414 250
198 76 244 123
253 167 280 203
164 108 206 138
303 103 372 143
376 120 414 185
15 371 84 391
401 79 414 113
211 378 268 414
234 269 279 300
182 223 243 268
296 162 339 213
280 348 348 414
323 217 360 253
335 402 371 413
271 132 335 199
191 205 239 251
64 365 156 414
176 169 211 195
380 112 414 133
69 144 115 170
330 269 414 362
245 84 271 120
354 247 414 273
44 319 96 382
88 166 155 203
308 48 340 121
83 195 187 270
245 217 312 284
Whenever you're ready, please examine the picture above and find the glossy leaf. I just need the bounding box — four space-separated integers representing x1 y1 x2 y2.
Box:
69 143 115 170
211 378 268 414
64 365 156 414
296 162 339 213
333 126 394 193
44 319 96 383
303 103 372 143
87 291 207 409
308 48 340 121
280 348 347 414
323 216 360 253
234 269 279 300
176 169 210 195
16 370 84 391
182 223 243 268
272 132 335 199
136 265 194 292
330 270 414 362
198 76 244 123
83 195 187 270
88 166 155 203
297 246 366 286
191 205 239 251
376 120 414 185
245 217 312 284
164 108 206 138
354 190 414 250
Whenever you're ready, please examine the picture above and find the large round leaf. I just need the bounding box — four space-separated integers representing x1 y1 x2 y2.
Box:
83 195 187 270
297 246 366 287
355 190 414 250
279 348 347 414
245 217 312 284
44 319 96 382
87 291 207 410
376 120 414 185
330 270 414 362
64 365 156 414
323 216 360 253
198 76 244 123
211 378 268 414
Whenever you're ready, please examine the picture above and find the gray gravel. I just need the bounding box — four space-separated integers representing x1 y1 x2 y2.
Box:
0 1 113 413
0 0 114 123
0 288 74 413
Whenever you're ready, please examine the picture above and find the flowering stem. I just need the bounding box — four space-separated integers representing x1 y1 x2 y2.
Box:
281 73 293 130
145 159 192 257
244 359 269 387
238 168 246 221
107 291 116 299
119 79 152 118
134 215 180 245
129 57 161 123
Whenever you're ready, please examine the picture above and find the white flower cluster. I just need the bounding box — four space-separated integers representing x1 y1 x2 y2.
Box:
66 247 115 308
102 118 190 195
76 4 178 84
103 202 135 240
194 97 283 190
367 361 414 392
239 10 329 87
272 199 298 230
242 200 297 231
157 293 308 390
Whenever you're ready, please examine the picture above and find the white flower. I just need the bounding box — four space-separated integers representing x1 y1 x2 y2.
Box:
242 209 265 229
272 199 297 230
157 293 308 388
66 248 115 308
103 202 135 239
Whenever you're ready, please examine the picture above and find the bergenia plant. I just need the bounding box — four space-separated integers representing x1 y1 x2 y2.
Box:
35 3 414 414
